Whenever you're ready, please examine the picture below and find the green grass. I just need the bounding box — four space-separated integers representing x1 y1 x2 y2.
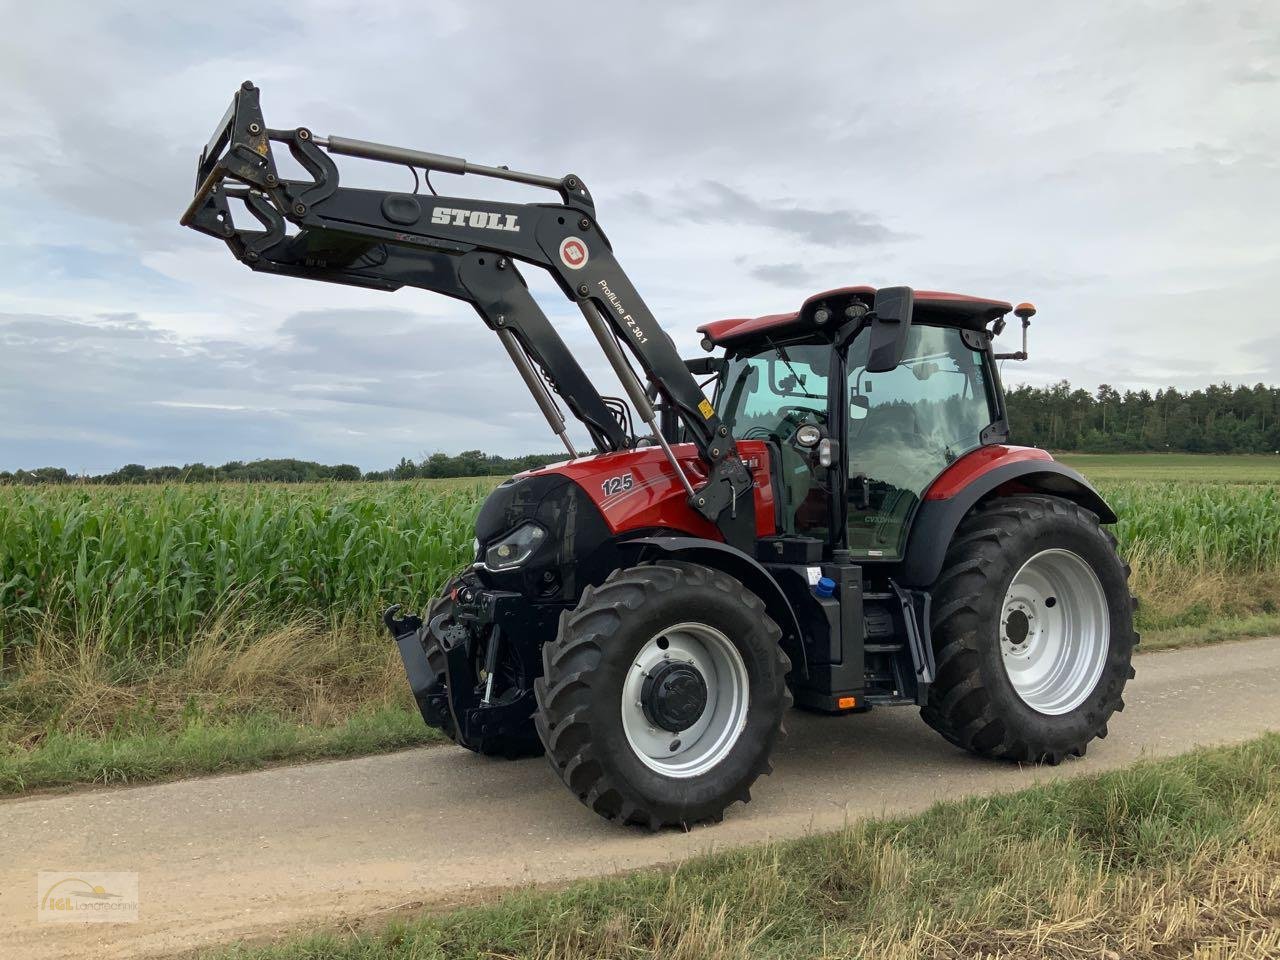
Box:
0 701 439 796
211 734 1280 960
1140 612 1280 651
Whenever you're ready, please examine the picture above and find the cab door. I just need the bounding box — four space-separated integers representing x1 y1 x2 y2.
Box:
842 325 998 559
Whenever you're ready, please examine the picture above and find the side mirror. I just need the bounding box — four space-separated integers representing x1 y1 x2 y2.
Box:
865 286 914 373
849 395 869 420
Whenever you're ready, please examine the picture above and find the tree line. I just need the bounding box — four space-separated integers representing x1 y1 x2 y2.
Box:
3 381 1277 485
1003 381 1280 454
0 452 566 485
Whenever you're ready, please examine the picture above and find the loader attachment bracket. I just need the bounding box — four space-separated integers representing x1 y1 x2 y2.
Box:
179 81 756 548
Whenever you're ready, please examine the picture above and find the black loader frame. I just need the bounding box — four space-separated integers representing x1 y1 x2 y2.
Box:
182 81 755 548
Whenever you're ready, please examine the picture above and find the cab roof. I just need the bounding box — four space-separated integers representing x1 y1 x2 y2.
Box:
697 285 1014 348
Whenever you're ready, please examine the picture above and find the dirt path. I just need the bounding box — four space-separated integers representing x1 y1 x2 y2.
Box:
3 637 1278 959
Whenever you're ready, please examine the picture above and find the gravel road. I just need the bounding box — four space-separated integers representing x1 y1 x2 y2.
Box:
3 636 1277 959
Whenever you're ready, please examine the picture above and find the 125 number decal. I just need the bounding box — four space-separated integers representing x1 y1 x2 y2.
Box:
601 473 634 496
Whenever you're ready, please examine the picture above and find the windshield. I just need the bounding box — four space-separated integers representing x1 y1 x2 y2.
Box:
716 326 997 557
719 342 829 441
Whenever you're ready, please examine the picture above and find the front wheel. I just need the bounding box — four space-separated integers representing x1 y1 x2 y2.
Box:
922 495 1138 764
535 562 791 829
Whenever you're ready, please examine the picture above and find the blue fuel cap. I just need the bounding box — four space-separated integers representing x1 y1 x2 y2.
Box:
815 576 836 598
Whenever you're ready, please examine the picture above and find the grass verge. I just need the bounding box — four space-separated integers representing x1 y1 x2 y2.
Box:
0 614 437 796
214 735 1280 960
0 701 436 796
1129 559 1280 648
2 599 1276 797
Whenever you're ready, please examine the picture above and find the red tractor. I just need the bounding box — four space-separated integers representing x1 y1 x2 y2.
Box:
184 84 1137 828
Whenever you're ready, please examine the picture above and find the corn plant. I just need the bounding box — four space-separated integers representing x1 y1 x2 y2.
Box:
0 481 489 660
2 476 1276 663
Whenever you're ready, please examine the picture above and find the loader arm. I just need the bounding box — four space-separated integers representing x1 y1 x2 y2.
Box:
180 82 754 547
194 204 630 455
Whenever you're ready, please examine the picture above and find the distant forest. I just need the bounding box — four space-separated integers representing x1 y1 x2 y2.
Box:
0 452 566 486
1004 381 1280 454
3 381 1277 484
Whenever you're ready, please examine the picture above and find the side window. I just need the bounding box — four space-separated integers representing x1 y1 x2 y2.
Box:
845 326 994 558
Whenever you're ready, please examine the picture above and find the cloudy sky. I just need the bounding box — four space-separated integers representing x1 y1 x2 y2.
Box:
1 1 1276 472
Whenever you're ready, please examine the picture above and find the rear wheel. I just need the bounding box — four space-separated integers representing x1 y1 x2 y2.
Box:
535 562 790 828
922 495 1137 764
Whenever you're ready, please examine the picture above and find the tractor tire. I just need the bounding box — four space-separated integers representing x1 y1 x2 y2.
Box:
534 562 791 829
921 495 1138 764
419 594 543 760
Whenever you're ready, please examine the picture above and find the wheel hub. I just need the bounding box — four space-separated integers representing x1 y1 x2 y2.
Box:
1000 548 1110 715
620 622 750 779
1001 601 1036 655
642 661 708 732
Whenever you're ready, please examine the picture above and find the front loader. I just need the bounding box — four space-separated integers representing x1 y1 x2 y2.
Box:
182 83 1138 828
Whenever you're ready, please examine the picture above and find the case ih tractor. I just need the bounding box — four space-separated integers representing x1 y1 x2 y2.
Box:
183 84 1137 829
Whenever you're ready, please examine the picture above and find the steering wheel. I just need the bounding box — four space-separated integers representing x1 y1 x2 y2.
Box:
742 406 827 443
777 405 827 428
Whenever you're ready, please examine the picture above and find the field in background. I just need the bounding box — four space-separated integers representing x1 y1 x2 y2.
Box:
1058 451 1280 483
2 454 1276 658
1 453 1276 793
0 481 491 659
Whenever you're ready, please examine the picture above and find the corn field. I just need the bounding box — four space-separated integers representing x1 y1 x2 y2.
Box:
0 481 489 659
0 476 1276 661
1106 481 1280 573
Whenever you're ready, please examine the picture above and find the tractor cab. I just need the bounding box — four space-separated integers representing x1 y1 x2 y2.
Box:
702 287 1012 564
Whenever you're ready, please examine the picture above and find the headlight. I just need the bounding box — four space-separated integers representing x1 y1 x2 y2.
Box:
483 522 546 571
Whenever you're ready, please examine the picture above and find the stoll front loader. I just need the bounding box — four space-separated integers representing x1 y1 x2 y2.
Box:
182 83 1137 829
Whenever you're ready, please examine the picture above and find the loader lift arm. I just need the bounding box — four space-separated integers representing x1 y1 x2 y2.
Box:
181 82 754 547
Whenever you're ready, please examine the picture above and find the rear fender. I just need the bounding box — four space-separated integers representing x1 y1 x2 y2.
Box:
620 535 807 677
900 459 1116 588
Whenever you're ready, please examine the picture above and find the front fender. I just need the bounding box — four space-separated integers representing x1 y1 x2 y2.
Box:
620 535 806 676
899 458 1116 588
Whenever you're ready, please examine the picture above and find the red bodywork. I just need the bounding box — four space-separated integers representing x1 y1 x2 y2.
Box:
522 440 777 541
521 442 1054 549
924 445 1054 501
700 286 1013 346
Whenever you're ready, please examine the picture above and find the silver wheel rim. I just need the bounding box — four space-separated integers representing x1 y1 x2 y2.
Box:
1000 548 1110 715
621 622 749 778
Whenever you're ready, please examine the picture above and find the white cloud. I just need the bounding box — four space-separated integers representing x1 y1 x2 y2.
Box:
0 0 1277 471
